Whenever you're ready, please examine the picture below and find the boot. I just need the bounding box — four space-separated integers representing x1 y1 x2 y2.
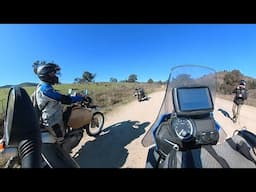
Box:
61 130 83 153
232 115 237 123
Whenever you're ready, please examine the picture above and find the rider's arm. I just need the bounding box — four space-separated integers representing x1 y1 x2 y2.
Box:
40 84 84 104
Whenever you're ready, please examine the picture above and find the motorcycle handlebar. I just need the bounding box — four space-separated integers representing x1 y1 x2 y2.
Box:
67 90 92 104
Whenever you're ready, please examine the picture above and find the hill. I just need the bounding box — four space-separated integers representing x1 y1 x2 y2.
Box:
216 70 256 107
217 70 256 84
0 82 37 89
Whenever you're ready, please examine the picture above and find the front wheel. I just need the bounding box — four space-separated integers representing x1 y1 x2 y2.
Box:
85 112 104 137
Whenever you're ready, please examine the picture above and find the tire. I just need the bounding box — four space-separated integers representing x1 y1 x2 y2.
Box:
138 95 142 102
85 112 104 137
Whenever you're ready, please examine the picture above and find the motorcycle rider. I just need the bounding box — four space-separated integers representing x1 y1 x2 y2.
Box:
33 62 90 151
134 88 146 101
232 80 248 123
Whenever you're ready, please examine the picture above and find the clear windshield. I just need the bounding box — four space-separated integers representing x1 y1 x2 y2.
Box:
142 64 217 147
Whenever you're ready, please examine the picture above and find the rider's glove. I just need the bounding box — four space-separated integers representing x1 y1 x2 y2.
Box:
84 96 92 103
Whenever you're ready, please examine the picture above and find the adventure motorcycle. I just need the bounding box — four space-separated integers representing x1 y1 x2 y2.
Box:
141 64 228 168
133 88 148 102
66 88 104 137
61 89 104 154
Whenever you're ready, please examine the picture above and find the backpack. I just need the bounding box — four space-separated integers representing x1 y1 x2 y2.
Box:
236 88 247 100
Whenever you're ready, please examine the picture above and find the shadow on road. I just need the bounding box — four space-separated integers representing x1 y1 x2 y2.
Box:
218 108 233 121
74 120 150 168
135 96 151 102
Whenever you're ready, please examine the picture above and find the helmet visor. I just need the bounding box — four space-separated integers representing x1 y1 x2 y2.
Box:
54 65 61 77
55 70 61 77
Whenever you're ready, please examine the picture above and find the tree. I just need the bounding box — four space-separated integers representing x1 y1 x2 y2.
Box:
247 79 256 89
170 74 194 87
110 77 118 83
147 78 154 83
127 74 137 83
223 70 243 86
32 60 47 74
32 60 54 74
157 80 163 84
82 71 96 82
74 78 84 84
221 70 244 94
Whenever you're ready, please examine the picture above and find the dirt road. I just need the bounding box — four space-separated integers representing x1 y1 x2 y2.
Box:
73 91 256 168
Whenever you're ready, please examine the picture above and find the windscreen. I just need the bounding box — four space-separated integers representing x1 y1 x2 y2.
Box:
177 87 213 111
142 64 218 147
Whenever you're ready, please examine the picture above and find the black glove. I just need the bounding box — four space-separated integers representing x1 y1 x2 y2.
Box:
84 96 92 103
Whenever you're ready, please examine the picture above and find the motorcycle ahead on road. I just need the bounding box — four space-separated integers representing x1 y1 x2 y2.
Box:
142 64 230 168
62 89 104 153
133 88 148 102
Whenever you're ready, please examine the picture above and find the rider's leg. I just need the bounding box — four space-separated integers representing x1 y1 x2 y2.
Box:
61 129 84 154
44 122 65 143
63 106 72 128
232 102 237 119
236 104 242 121
51 123 65 142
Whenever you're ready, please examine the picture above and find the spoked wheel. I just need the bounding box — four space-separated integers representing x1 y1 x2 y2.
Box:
85 112 104 137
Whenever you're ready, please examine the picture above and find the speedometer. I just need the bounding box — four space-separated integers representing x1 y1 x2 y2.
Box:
172 118 194 141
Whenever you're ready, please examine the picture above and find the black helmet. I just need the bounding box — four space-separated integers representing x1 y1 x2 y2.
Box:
239 80 246 86
36 63 61 84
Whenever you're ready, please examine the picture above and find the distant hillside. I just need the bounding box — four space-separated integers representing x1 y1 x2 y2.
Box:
215 70 256 107
0 82 38 89
18 82 38 87
217 70 256 84
217 70 256 91
0 85 13 89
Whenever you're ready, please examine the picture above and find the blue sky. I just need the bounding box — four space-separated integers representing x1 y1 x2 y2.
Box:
0 24 256 86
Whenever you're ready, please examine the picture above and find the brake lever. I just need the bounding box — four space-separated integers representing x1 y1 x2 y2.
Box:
164 139 180 151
